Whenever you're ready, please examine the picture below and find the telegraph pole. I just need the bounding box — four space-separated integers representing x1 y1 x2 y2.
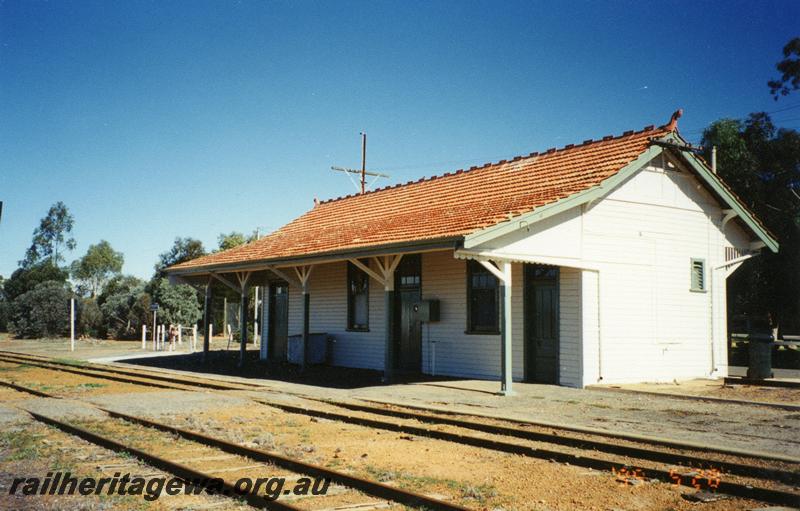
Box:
360 132 367 194
332 132 390 194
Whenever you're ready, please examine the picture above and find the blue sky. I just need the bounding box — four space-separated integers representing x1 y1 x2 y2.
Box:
2 0 799 279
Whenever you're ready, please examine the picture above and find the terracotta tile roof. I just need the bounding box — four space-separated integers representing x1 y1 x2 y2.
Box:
170 124 670 272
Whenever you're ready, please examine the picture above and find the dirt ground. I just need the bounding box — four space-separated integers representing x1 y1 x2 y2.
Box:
152 401 773 511
1 338 798 510
0 334 236 361
596 379 800 406
0 415 244 510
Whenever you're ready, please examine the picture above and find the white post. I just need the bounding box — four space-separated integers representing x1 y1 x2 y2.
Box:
152 309 157 350
260 284 270 361
142 326 147 349
209 323 213 343
192 325 197 353
178 324 183 345
253 286 259 345
70 298 75 352
501 261 513 395
431 339 436 376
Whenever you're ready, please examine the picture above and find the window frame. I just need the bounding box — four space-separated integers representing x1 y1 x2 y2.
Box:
690 258 707 293
465 259 500 334
346 261 370 331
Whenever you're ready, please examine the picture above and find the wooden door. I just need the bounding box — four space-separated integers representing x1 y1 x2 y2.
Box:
525 265 559 383
268 284 289 361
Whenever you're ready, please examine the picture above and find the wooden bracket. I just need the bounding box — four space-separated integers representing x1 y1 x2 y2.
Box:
721 209 738 230
210 272 241 293
350 254 403 290
477 259 509 284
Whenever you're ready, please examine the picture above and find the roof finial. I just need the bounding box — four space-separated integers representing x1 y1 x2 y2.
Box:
664 108 683 131
313 197 320 207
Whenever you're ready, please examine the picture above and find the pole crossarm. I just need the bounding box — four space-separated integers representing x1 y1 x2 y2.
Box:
331 166 390 178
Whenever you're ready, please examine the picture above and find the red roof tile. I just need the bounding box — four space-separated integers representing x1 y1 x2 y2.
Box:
170 124 669 271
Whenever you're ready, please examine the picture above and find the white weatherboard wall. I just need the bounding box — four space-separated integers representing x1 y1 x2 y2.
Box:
472 153 755 386
558 267 582 387
419 251 523 381
422 252 581 385
581 154 751 384
280 250 581 386
287 261 386 370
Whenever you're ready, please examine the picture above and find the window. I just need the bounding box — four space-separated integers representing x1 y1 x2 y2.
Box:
467 260 499 333
396 254 421 289
347 261 369 330
690 258 706 292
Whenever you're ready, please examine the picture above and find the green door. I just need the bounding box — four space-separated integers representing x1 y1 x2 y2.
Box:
394 255 422 372
268 283 289 361
524 265 559 383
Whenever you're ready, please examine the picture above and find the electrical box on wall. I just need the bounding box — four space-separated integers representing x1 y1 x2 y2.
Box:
413 299 440 322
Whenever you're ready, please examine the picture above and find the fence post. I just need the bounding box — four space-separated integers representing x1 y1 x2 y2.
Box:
178 324 182 345
142 325 147 350
69 298 75 352
192 325 197 353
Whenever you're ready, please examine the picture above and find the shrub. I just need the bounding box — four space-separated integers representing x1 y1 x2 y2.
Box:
9 281 72 338
101 282 150 339
151 278 201 327
0 298 9 332
3 262 68 302
77 298 104 338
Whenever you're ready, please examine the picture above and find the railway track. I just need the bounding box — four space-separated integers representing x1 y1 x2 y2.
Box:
2 350 794 458
0 350 258 392
288 397 800 483
1 383 471 511
2 351 799 507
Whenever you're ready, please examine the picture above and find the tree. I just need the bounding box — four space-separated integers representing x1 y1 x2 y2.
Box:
0 276 8 332
702 113 800 332
100 276 150 339
71 240 124 297
77 298 104 338
9 281 72 338
3 261 69 302
151 278 202 327
217 231 247 251
153 237 206 278
769 37 800 99
216 230 260 252
22 202 76 267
